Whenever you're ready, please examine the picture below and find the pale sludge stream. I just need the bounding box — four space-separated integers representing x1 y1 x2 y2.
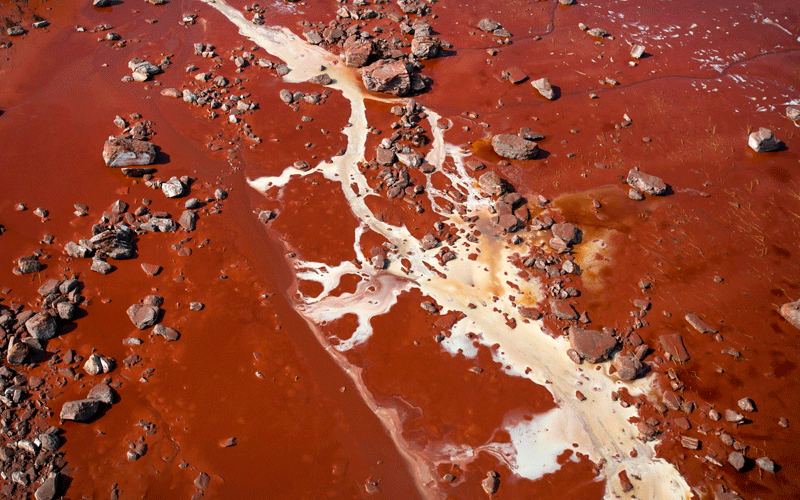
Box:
204 0 691 497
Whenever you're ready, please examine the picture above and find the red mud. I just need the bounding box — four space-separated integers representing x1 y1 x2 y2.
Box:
1 0 799 498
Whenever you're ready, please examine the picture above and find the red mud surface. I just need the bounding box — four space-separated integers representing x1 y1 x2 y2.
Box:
1 0 799 498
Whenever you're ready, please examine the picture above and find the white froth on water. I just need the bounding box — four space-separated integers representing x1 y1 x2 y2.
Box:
203 1 692 498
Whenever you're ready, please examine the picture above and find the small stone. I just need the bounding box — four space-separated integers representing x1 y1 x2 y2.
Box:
531 77 555 100
220 437 237 447
153 324 180 341
685 312 717 333
6 339 29 366
748 127 781 152
737 397 756 412
660 334 690 362
179 210 198 232
162 177 186 198
630 44 645 59
478 19 501 32
755 456 776 473
91 257 115 274
127 303 160 329
87 383 117 404
481 471 499 495
628 188 644 201
612 354 643 381
141 263 161 276
727 451 745 471
778 299 800 329
627 169 666 195
725 409 745 423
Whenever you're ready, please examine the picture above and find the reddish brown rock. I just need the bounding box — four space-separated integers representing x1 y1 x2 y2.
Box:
411 35 440 59
343 36 374 67
362 60 410 96
551 222 582 246
612 354 643 380
618 470 633 492
550 299 579 320
127 303 160 329
568 326 618 363
685 312 717 333
477 172 509 196
660 334 690 362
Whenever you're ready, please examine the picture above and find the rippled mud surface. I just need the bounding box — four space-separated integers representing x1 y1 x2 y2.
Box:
0 0 799 498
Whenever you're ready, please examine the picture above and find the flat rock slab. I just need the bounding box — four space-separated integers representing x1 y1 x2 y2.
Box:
127 303 160 329
60 399 103 422
685 312 717 333
491 134 538 160
660 333 690 362
103 136 156 167
362 59 411 96
569 326 618 363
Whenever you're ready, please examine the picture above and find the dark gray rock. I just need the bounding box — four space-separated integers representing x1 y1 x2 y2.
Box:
26 312 57 340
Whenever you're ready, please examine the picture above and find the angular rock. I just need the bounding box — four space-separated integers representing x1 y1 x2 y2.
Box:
308 73 332 86
727 451 745 471
376 147 396 165
140 217 177 232
411 35 440 59
478 19 501 32
17 255 44 274
787 107 800 121
491 134 538 160
153 324 180 341
630 44 646 59
179 210 198 232
756 456 776 473
362 60 411 96
130 60 162 82
34 473 60 500
612 354 643 380
627 169 666 195
550 299 579 320
568 326 618 363
531 77 555 100
6 338 29 366
7 26 24 36
90 257 114 274
481 471 499 495
90 226 135 259
60 399 103 422
141 263 161 276
83 354 115 375
779 299 800 329
343 36 374 68
26 312 57 340
660 334 690 362
64 241 92 258
126 303 160 329
685 312 717 333
87 383 117 404
103 136 156 167
748 128 781 152
737 397 756 412
551 222 582 246
56 302 77 320
162 177 186 198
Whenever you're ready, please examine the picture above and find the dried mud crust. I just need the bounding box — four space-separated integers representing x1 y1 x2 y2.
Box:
0 0 799 498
